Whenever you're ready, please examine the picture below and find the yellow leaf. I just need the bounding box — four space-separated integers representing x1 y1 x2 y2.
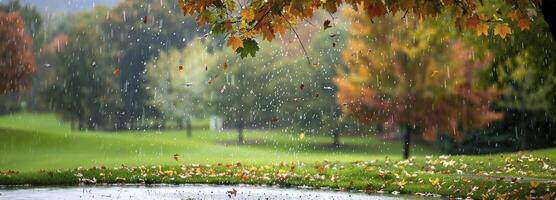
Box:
429 178 440 186
299 132 305 140
227 36 243 51
494 24 512 39
396 179 407 188
530 180 540 188
475 23 489 36
518 18 530 30
241 8 255 22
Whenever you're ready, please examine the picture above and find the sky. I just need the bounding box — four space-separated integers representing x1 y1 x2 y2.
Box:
1 0 120 14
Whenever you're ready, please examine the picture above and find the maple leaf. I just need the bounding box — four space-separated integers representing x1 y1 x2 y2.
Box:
241 8 255 22
223 62 228 71
236 38 259 58
517 18 530 30
227 36 243 51
494 24 512 39
173 154 180 161
475 23 489 36
323 19 332 30
507 10 521 21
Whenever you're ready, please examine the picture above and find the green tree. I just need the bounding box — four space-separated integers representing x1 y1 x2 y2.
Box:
102 0 200 130
44 24 118 130
145 39 214 136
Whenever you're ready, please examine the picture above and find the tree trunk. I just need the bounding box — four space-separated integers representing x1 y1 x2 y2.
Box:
186 118 192 138
332 128 340 147
402 124 411 159
541 1 556 40
237 120 244 144
177 118 184 129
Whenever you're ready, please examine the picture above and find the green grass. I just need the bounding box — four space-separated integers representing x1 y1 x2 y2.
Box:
1 113 555 199
0 113 435 172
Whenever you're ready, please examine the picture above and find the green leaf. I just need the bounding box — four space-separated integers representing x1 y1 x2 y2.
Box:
235 38 259 58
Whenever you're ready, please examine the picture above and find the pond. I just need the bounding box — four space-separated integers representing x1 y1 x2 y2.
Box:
0 184 433 200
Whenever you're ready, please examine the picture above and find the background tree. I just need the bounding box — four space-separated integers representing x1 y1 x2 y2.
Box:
0 12 35 94
336 8 502 159
145 39 214 136
102 0 201 130
44 23 118 130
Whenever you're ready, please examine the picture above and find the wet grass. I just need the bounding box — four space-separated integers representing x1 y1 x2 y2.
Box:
0 151 554 199
0 113 555 198
0 113 435 172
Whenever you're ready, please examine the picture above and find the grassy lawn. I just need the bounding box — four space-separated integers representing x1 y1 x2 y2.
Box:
0 113 555 199
0 113 435 172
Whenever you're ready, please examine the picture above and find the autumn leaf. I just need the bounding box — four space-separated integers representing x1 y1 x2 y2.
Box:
430 178 440 186
241 8 255 22
475 23 489 36
178 65 184 71
507 10 521 21
226 188 237 197
530 180 540 188
494 24 512 39
465 16 479 29
396 179 407 188
223 62 228 71
236 38 259 58
299 83 305 90
518 18 530 30
173 154 180 161
299 132 305 140
323 19 332 30
113 68 121 76
227 36 243 51
143 16 148 24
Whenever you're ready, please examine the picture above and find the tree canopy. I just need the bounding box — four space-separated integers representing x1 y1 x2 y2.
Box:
335 7 502 143
0 12 35 94
177 0 550 58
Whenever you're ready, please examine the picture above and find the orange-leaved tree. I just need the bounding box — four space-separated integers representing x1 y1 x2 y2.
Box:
0 12 35 94
335 7 502 159
177 0 553 58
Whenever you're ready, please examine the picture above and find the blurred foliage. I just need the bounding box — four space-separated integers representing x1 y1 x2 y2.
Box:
145 39 216 128
0 12 35 95
43 16 119 130
337 7 501 144
101 0 200 129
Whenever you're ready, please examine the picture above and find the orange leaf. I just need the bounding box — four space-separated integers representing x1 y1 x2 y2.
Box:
475 23 489 36
494 24 512 39
517 18 530 30
227 36 243 51
223 62 228 71
465 16 479 29
507 10 521 22
113 68 121 76
241 8 255 22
